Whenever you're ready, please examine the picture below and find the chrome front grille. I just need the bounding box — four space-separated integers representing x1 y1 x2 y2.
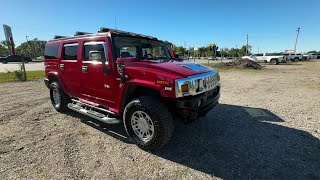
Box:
175 71 220 98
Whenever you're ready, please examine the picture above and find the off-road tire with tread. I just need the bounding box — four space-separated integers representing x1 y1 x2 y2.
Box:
49 81 70 112
123 96 174 151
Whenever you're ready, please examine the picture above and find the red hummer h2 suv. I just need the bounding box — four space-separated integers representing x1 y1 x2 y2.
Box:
44 28 221 151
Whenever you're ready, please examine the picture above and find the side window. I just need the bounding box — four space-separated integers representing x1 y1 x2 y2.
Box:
120 47 137 58
44 45 59 59
63 43 78 60
84 42 106 61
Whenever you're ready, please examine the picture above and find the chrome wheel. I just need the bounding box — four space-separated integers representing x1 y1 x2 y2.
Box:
52 88 61 107
131 111 154 142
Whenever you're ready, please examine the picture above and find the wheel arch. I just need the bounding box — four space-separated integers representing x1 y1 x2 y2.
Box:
47 72 68 93
119 83 162 116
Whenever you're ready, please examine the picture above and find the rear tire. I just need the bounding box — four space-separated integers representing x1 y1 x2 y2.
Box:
2 60 7 64
294 57 299 62
49 81 70 112
123 96 174 151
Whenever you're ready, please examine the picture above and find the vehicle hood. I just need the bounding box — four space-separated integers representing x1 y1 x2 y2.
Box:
127 60 213 77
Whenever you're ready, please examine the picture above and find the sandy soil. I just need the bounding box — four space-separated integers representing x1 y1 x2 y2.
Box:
0 60 319 179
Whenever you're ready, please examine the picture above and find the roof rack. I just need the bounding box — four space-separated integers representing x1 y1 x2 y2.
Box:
54 35 70 39
74 31 92 36
99 27 157 40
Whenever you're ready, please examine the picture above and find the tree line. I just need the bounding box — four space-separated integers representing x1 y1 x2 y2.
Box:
1 40 320 58
174 45 253 58
0 39 46 58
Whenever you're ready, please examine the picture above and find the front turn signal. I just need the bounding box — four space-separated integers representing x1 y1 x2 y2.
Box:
181 84 189 92
156 80 170 86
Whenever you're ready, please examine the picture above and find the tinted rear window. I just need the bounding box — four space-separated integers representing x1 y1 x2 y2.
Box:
44 45 59 59
63 44 78 60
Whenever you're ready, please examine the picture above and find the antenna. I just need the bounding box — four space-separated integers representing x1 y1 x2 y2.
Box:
115 16 117 30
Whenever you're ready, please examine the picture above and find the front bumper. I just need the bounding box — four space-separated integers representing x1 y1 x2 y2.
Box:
44 78 50 88
175 85 220 123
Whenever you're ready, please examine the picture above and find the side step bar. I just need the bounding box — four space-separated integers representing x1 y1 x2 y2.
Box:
67 99 121 124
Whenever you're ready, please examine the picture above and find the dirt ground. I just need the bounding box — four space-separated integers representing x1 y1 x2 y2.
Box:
1 60 320 179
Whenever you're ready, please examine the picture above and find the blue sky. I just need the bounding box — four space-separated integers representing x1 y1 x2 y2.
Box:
0 0 319 53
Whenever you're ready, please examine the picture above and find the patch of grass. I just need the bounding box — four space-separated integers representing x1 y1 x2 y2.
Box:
0 70 44 84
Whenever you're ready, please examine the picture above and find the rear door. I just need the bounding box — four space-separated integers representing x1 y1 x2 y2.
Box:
80 40 115 108
59 42 82 97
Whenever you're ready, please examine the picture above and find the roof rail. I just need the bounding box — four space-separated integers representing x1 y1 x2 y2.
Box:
74 31 92 36
54 35 70 39
99 27 157 40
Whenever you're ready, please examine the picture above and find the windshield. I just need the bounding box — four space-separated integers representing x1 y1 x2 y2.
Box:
114 36 171 61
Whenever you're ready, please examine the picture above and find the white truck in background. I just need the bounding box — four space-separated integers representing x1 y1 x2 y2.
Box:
242 53 285 65
282 53 303 61
308 53 317 59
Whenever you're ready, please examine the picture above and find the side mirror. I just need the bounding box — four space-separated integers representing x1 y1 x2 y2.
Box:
116 57 139 83
89 51 108 74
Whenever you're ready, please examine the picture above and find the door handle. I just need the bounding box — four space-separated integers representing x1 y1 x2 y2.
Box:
60 64 64 70
82 66 88 73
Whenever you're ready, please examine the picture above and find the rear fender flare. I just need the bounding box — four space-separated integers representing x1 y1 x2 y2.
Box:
47 71 68 93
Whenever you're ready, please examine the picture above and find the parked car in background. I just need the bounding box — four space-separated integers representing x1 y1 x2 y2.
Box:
36 56 45 61
282 53 303 61
1 55 32 64
303 54 311 61
318 54 320 59
242 53 284 65
308 53 317 59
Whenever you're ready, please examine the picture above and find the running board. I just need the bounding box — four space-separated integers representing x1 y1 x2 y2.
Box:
67 99 121 124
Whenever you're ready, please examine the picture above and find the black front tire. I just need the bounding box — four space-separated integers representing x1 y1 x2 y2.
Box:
271 59 279 65
49 81 70 112
123 96 174 151
2 60 7 64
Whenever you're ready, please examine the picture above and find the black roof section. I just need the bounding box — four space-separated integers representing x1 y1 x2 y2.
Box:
49 27 158 42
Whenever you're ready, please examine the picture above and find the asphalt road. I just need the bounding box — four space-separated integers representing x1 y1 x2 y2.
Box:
0 62 44 72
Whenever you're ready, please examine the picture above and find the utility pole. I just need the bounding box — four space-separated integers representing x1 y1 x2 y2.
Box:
115 16 117 30
193 46 196 62
235 45 238 58
294 27 300 53
246 34 249 56
184 41 186 59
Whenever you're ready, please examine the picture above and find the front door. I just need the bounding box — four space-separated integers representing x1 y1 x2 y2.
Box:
80 41 115 108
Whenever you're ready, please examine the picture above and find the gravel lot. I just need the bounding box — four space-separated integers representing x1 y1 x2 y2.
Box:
0 60 319 179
